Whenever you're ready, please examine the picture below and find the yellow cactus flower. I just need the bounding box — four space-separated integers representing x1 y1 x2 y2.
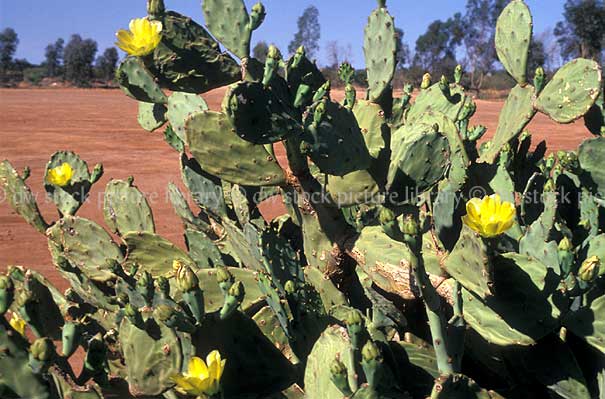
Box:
172 351 226 396
46 163 73 187
116 18 162 57
462 194 515 238
9 312 26 336
173 259 184 275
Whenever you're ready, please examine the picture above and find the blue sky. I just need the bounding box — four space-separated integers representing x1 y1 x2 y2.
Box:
1 0 566 67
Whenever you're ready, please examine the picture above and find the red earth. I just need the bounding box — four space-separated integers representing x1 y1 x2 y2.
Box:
0 87 594 291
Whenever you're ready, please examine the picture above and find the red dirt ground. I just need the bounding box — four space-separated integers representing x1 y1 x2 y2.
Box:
0 88 594 291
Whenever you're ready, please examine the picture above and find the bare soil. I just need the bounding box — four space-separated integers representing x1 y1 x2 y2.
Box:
0 88 593 291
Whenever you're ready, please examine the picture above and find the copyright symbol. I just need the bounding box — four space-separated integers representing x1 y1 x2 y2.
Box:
469 186 487 199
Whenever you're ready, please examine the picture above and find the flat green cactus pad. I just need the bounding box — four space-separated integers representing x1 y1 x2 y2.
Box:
578 137 605 196
137 102 167 132
186 111 285 186
388 125 450 199
406 83 468 124
303 101 372 176
167 92 209 142
224 81 301 144
479 84 536 164
495 0 532 85
202 0 251 59
534 58 602 124
44 151 93 216
116 57 167 104
563 294 605 355
364 6 397 102
0 160 47 233
123 231 195 278
47 216 121 282
119 313 185 396
460 253 561 346
103 179 155 236
304 325 356 399
444 226 492 299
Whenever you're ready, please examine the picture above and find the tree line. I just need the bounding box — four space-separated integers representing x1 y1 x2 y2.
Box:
1 0 603 92
0 30 118 87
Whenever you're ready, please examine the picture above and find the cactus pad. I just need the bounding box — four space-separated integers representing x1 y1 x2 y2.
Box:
579 137 605 195
103 179 155 236
363 5 397 102
137 102 167 132
479 84 536 163
166 92 209 142
119 312 185 396
444 225 492 299
149 11 241 93
44 151 94 216
186 111 285 186
406 83 468 124
388 125 450 199
123 231 195 278
116 57 167 104
202 0 251 59
303 101 372 176
0 160 47 233
495 0 532 85
225 81 301 144
47 216 121 282
460 253 560 346
180 154 227 217
534 59 602 123
563 294 605 354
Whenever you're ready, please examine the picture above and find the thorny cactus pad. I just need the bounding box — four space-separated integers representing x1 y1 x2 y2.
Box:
1 0 604 398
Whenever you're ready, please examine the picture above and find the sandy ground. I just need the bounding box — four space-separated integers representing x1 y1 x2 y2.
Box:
0 88 593 291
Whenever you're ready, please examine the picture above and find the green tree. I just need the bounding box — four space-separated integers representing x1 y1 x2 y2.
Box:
414 14 465 78
96 47 119 81
252 41 270 63
44 38 65 78
63 34 98 87
554 0 605 61
462 0 507 90
287 6 320 58
394 27 410 69
0 28 19 73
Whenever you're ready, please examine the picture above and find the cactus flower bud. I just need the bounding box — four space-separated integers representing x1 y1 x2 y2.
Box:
177 265 199 293
155 304 196 332
543 178 556 192
578 256 600 282
220 281 245 320
401 215 419 236
178 266 205 324
90 163 104 184
284 280 296 295
558 237 573 252
361 340 382 362
0 275 14 315
378 207 396 225
9 312 26 336
329 358 352 396
30 338 54 362
147 0 165 17
345 309 364 350
361 340 383 388
421 73 432 90
558 237 574 277
216 267 234 295
454 64 463 84
250 2 267 30
439 75 451 97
